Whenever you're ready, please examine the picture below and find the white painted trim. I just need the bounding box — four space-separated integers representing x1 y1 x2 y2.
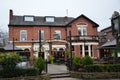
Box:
16 46 31 50
72 42 98 45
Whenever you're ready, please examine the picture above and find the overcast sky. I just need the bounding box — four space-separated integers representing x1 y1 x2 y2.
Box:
0 0 120 32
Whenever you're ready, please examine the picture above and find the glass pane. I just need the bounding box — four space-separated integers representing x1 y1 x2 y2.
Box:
55 30 61 39
20 30 27 41
24 16 34 21
39 30 44 40
46 17 54 22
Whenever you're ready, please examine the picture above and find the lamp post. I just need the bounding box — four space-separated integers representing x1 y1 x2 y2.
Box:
69 30 72 71
13 37 14 53
111 11 120 62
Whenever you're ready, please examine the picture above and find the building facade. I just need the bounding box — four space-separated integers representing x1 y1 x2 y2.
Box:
8 10 99 60
99 26 116 58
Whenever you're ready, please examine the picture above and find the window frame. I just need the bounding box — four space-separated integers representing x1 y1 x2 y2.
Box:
20 30 27 41
54 30 61 40
77 24 87 36
38 30 44 41
45 17 55 22
24 16 34 21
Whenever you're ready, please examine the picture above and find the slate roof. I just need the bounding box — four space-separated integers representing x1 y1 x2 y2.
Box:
8 14 99 27
9 15 74 26
98 39 116 49
4 43 22 50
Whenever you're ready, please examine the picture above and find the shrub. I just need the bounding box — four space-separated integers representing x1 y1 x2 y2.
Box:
83 56 93 66
0 68 39 78
104 64 120 72
0 53 22 70
84 65 102 72
35 57 45 74
72 56 82 71
84 64 120 72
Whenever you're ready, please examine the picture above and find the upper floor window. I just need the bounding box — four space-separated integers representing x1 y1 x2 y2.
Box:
45 17 55 22
24 16 34 21
38 30 44 41
54 30 61 40
77 24 87 36
20 30 27 41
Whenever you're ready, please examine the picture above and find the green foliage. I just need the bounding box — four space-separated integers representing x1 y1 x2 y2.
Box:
83 56 93 65
72 56 82 71
0 53 22 70
35 57 45 74
0 68 39 78
84 65 102 72
48 55 54 64
103 64 120 72
66 49 70 58
84 64 120 72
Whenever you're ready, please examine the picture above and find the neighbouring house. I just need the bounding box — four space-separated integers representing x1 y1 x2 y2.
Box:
99 26 116 58
8 10 99 62
0 31 8 53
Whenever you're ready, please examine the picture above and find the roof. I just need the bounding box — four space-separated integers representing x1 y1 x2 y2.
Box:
8 14 99 27
67 14 99 27
9 15 74 27
98 39 116 49
4 43 22 50
101 26 112 32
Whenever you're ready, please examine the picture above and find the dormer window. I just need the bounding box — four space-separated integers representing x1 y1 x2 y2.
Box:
24 16 34 21
45 17 55 22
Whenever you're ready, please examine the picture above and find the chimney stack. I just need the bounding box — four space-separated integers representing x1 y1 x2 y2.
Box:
64 16 68 22
9 9 13 21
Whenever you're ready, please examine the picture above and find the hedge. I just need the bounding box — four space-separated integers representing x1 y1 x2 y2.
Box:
0 68 39 78
84 64 120 72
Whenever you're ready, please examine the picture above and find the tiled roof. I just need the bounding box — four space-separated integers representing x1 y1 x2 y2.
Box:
9 16 74 26
9 14 99 27
4 43 22 50
98 39 116 49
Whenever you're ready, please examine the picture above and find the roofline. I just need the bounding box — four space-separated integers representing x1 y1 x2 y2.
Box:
66 14 99 27
101 26 111 32
8 24 67 27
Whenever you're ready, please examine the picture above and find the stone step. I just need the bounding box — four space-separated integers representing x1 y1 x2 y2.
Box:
50 73 70 78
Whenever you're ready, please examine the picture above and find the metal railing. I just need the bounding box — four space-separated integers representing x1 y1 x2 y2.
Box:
67 35 99 42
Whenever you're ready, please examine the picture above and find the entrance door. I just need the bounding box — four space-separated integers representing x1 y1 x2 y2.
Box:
53 50 65 64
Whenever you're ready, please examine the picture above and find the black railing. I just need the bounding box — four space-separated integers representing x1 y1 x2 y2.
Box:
67 35 99 42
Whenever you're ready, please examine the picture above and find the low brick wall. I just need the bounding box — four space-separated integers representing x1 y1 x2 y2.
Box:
70 71 120 79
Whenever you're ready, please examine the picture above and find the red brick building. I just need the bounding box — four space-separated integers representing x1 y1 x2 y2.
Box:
8 10 99 60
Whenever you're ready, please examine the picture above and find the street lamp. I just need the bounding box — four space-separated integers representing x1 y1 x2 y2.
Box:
111 11 120 61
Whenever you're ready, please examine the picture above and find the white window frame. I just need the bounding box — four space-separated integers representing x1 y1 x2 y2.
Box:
24 16 34 21
38 30 44 41
77 25 87 36
20 30 27 41
45 17 55 22
55 30 61 40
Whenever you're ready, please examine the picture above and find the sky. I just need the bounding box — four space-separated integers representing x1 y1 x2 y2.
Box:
0 0 120 32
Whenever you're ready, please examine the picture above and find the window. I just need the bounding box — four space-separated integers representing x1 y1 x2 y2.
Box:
38 30 44 41
77 25 87 36
85 45 89 56
90 45 93 57
20 30 27 41
54 30 61 40
45 17 55 22
24 16 34 21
